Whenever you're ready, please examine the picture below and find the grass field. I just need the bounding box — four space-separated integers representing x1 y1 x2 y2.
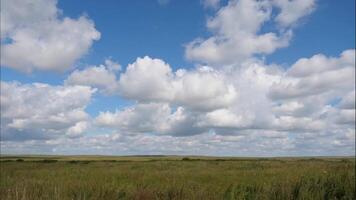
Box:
0 156 355 200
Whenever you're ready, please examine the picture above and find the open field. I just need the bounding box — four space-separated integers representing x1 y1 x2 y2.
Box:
0 156 355 200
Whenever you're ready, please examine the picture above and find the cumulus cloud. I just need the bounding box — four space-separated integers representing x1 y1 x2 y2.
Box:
196 109 249 128
267 50 355 137
269 49 355 100
118 56 174 101
94 49 354 144
287 49 355 77
65 56 237 111
66 121 90 138
95 103 207 136
1 0 354 156
0 0 100 72
273 0 315 27
95 103 172 134
117 56 237 111
65 59 121 94
185 0 315 66
0 81 96 140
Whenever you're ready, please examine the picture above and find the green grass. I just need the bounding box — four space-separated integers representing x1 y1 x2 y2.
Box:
0 156 355 199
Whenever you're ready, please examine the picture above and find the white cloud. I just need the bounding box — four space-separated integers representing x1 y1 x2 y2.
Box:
95 50 354 141
266 50 355 136
0 81 96 140
65 59 120 94
269 49 355 100
66 121 89 138
1 0 354 157
117 56 237 111
2 128 353 156
287 49 355 77
273 0 315 27
338 90 355 110
185 0 316 66
4 50 352 155
272 101 305 114
118 56 174 101
103 59 121 71
0 0 100 72
95 103 207 136
197 109 249 128
172 67 237 111
272 116 326 132
95 103 172 134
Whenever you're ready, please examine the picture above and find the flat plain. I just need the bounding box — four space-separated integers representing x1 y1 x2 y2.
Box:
0 156 355 199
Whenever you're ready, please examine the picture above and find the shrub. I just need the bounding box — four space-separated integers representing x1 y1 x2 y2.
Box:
41 159 58 163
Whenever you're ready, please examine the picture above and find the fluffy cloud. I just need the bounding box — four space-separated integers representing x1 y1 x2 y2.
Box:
269 49 355 100
118 56 237 111
92 49 354 141
95 103 206 136
0 0 100 72
95 103 172 134
66 121 90 138
1 0 354 156
65 59 121 94
196 109 249 128
185 0 315 66
118 56 174 101
267 50 355 137
287 49 355 77
273 0 315 27
0 81 96 140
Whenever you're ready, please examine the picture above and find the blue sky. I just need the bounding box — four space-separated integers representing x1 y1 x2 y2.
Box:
1 0 355 156
3 0 355 78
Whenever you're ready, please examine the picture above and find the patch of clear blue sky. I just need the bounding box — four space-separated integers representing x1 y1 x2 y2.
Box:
58 0 209 70
1 0 355 116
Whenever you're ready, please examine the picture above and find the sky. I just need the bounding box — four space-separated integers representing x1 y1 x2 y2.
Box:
0 0 355 156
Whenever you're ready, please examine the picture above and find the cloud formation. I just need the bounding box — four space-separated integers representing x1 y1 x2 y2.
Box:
185 0 315 66
273 0 315 27
1 81 96 140
269 49 355 100
1 0 354 156
65 59 121 94
0 0 100 72
93 50 354 143
116 56 237 111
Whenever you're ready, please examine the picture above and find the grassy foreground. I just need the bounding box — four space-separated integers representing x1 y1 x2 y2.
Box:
0 156 355 200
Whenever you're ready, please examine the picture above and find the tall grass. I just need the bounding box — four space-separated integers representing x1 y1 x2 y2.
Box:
0 157 354 199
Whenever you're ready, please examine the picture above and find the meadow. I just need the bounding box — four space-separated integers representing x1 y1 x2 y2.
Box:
0 156 355 200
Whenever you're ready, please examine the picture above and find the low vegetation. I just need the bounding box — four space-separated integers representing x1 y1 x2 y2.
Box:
0 156 354 199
